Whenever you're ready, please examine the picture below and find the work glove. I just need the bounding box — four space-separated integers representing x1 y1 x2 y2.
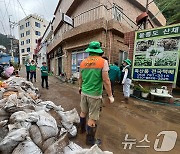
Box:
109 96 114 103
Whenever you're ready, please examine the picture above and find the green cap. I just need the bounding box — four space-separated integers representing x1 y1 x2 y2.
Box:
124 59 131 65
85 41 104 53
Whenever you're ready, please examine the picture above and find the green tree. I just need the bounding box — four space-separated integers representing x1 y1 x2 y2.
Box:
155 0 180 24
0 33 11 52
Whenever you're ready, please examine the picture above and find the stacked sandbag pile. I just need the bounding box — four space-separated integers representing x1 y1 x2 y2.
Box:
0 77 113 154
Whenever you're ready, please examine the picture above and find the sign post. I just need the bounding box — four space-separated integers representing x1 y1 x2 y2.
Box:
132 24 180 84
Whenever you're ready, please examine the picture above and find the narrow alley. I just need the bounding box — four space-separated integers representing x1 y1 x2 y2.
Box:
20 67 180 154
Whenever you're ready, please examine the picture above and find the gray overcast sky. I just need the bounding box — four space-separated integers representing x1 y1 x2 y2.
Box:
0 0 59 38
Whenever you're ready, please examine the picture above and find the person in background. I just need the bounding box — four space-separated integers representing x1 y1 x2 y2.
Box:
30 60 37 82
25 60 30 81
109 62 121 96
41 62 49 89
79 41 114 146
1 63 14 79
121 59 132 103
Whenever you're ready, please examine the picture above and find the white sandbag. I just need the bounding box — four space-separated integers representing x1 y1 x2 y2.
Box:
0 98 7 106
12 137 42 154
0 88 5 100
4 94 18 108
64 142 83 154
61 121 73 130
60 128 68 136
9 111 38 125
10 111 27 123
58 108 80 124
44 133 69 154
0 125 9 143
0 88 5 93
8 121 31 131
58 108 79 137
29 124 43 148
0 108 9 121
0 128 28 154
0 120 8 127
36 110 58 140
42 137 56 152
64 144 113 154
61 121 77 137
68 125 77 137
35 101 64 112
26 112 39 122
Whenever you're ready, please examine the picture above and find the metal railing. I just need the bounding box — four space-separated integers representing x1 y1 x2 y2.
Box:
73 4 137 29
48 4 137 50
73 5 106 27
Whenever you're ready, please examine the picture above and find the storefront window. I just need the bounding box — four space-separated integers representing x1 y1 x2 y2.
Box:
71 51 89 74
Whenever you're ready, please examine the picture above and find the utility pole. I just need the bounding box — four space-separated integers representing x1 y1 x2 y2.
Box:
8 16 18 62
9 15 14 62
144 0 149 29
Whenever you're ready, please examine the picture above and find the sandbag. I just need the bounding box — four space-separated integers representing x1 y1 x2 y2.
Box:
0 122 8 143
9 110 38 125
12 137 42 154
64 144 113 154
36 110 58 140
58 108 80 124
35 101 64 112
0 128 28 154
10 111 27 123
58 108 79 137
0 98 7 107
4 94 19 113
0 108 9 121
0 120 8 127
44 133 69 154
42 137 56 152
8 122 31 131
29 124 43 148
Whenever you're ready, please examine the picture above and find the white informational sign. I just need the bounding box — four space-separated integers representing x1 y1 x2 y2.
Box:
62 13 74 27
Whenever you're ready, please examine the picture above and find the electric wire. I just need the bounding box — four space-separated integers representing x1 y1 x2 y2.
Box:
0 3 7 35
12 0 17 22
17 0 36 32
0 21 7 35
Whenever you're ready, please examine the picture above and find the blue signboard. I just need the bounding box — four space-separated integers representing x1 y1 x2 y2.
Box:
133 68 175 82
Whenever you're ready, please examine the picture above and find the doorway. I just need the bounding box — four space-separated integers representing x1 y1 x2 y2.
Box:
58 57 62 75
119 50 128 66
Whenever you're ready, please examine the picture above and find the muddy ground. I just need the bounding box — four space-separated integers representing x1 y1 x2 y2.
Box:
20 68 180 154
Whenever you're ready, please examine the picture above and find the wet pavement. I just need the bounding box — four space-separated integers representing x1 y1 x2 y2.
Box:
20 67 180 154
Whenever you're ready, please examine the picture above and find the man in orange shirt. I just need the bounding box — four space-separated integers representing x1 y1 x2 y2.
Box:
79 41 114 145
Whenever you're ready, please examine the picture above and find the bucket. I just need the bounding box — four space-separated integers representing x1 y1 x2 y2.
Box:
142 92 149 98
130 89 134 95
163 90 168 95
156 89 163 94
151 89 156 93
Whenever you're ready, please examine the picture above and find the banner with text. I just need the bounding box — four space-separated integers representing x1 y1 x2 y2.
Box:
132 24 180 83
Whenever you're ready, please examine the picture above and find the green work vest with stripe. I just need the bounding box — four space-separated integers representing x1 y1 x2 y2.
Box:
80 56 105 96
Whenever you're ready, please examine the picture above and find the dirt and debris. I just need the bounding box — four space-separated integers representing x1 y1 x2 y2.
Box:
0 77 112 154
18 68 180 154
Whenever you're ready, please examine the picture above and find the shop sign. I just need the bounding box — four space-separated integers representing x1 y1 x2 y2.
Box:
132 24 180 83
62 13 74 27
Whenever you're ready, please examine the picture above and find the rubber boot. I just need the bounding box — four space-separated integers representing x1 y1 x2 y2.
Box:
79 117 86 134
86 125 101 146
